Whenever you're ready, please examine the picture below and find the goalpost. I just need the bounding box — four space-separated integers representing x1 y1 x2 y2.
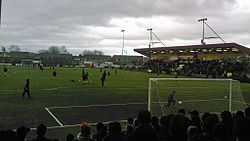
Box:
148 78 247 116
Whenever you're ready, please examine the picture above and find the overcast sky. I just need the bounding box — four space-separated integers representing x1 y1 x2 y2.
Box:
0 0 249 55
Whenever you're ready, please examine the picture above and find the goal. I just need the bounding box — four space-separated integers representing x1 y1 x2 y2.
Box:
148 78 247 116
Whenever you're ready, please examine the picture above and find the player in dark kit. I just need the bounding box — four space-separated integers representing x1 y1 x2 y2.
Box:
82 68 85 81
115 69 117 75
101 71 107 87
3 67 7 73
166 90 177 107
39 64 44 71
22 79 31 99
53 70 57 77
3 67 8 76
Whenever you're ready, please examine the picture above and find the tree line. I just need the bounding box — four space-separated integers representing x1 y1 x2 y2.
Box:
1 45 104 56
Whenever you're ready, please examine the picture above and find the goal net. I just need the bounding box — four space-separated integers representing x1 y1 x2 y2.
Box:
148 78 247 116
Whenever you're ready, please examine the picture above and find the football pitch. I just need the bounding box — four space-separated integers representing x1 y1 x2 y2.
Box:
0 66 250 131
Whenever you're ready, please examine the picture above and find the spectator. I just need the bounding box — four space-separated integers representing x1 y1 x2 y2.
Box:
126 118 134 138
189 110 201 131
4 107 250 141
132 110 158 141
32 124 51 141
170 114 190 141
178 109 186 116
219 111 233 141
201 113 219 141
0 130 17 141
159 115 174 141
16 126 30 141
234 111 250 141
134 119 139 128
92 122 107 141
187 125 200 141
213 123 228 141
77 122 94 141
152 116 160 132
104 122 126 141
66 134 75 141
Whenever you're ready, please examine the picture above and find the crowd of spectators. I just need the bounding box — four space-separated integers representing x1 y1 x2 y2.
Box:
2 107 250 141
149 59 250 82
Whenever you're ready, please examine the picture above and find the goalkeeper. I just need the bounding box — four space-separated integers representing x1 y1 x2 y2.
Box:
166 90 177 107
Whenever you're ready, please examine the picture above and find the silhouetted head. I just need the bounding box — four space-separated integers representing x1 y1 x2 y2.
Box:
201 112 211 123
79 122 91 137
178 109 186 115
138 110 151 125
83 126 91 137
245 107 250 117
203 114 219 134
189 110 199 117
151 116 159 125
221 111 232 122
37 124 47 137
109 122 121 135
66 134 74 141
134 119 139 127
160 116 168 127
235 111 244 119
17 126 30 139
127 118 134 125
96 122 105 132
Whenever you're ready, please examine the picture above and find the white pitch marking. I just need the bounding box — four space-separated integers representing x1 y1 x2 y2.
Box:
44 107 64 127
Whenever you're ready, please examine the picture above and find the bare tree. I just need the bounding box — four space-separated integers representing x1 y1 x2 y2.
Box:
48 46 61 54
8 45 21 52
59 46 69 54
38 49 49 54
82 50 104 56
42 46 70 54
1 46 6 52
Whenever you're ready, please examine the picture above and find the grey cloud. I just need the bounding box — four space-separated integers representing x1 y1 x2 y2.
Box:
3 0 237 26
0 0 247 55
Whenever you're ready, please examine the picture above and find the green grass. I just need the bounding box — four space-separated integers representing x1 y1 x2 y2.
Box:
0 66 250 140
150 80 246 114
0 67 169 129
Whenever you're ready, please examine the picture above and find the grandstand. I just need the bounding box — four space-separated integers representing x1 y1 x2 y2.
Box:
134 43 250 61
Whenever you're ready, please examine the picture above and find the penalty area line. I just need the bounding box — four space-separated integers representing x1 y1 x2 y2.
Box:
44 107 64 127
47 102 147 110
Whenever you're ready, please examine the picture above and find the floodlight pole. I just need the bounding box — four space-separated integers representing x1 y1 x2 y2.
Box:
147 28 153 67
121 29 125 56
0 0 2 25
198 18 207 45
121 29 125 67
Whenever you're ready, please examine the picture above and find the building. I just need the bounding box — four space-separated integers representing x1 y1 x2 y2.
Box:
39 53 73 66
20 59 41 67
112 55 143 65
80 55 112 64
0 52 37 64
